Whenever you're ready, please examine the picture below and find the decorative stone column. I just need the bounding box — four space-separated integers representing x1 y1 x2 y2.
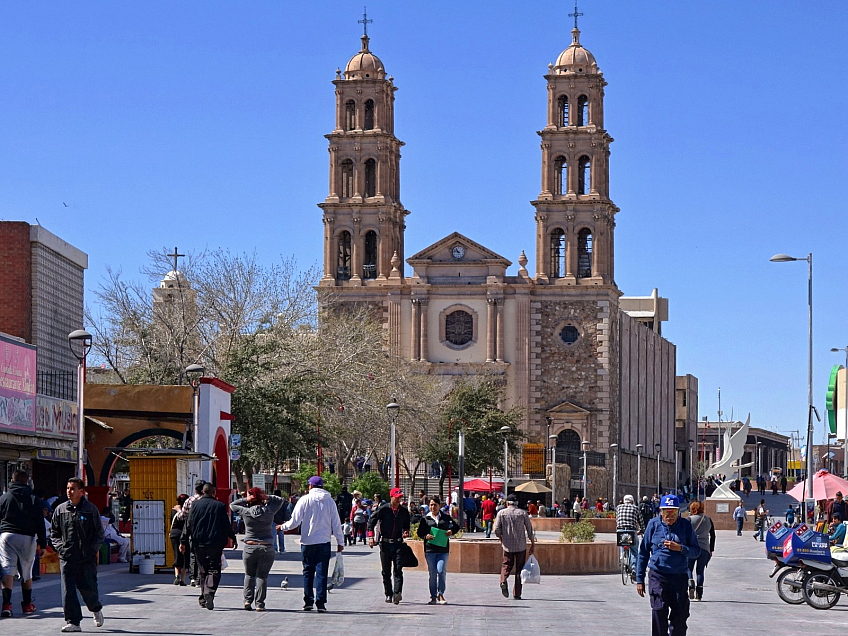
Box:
419 298 429 362
565 215 575 278
322 217 335 281
495 299 505 363
410 299 421 361
486 298 497 363
350 216 363 284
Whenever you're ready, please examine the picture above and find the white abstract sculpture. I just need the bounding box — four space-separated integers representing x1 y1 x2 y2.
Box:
704 415 754 499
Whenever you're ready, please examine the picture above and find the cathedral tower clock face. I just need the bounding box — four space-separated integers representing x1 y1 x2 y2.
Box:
451 245 466 260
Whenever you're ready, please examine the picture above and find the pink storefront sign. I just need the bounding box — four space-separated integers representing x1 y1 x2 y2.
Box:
0 334 37 433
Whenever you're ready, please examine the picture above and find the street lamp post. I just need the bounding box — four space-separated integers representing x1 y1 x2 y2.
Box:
655 443 661 496
831 347 848 479
457 429 466 531
68 330 92 481
550 434 558 510
756 441 762 483
387 401 400 489
688 439 694 500
673 444 679 495
581 441 590 500
185 364 205 453
636 443 644 502
770 252 814 500
500 426 511 496
609 443 618 505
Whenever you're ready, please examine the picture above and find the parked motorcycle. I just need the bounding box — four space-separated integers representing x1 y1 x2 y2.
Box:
768 554 812 605
800 552 848 610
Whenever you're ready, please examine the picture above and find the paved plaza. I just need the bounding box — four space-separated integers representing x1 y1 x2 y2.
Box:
8 494 840 635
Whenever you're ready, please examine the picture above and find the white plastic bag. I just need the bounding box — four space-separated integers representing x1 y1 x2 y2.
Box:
220 554 229 570
520 554 541 584
328 552 345 589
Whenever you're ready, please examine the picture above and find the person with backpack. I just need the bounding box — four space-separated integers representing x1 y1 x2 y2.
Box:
639 496 654 529
0 469 47 618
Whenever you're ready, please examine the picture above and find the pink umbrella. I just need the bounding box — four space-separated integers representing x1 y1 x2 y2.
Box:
787 470 848 501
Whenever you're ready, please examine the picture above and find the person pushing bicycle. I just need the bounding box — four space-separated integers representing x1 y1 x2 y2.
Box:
616 494 645 581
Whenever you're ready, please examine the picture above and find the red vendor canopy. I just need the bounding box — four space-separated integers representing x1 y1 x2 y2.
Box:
461 478 504 493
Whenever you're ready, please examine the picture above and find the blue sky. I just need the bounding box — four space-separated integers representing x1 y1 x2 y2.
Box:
1 2 847 440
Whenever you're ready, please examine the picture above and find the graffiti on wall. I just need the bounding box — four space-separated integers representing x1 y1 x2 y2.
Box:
0 335 36 433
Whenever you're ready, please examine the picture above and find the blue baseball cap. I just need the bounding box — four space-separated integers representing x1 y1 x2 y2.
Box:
659 495 680 509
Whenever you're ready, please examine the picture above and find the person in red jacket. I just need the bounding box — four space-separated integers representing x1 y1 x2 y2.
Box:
481 496 497 538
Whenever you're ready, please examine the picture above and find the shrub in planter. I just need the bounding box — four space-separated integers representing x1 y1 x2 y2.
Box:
559 520 596 543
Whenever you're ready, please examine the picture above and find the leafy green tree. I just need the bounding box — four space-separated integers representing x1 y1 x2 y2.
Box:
292 462 342 497
350 472 390 502
421 378 523 495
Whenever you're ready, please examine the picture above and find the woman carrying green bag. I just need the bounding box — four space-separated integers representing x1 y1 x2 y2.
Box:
416 495 460 604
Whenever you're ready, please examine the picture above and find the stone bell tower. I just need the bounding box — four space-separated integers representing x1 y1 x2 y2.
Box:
319 24 408 287
531 24 618 287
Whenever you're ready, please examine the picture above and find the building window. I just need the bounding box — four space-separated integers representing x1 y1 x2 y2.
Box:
577 95 588 126
345 100 356 131
560 324 580 345
556 429 581 451
363 230 377 279
341 160 354 198
337 231 351 281
682 391 687 407
364 99 375 130
577 228 592 278
578 155 591 195
444 310 473 346
364 159 376 197
557 95 569 127
550 229 565 278
554 156 567 195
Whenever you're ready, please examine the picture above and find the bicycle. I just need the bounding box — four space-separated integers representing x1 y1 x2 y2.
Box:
617 529 637 586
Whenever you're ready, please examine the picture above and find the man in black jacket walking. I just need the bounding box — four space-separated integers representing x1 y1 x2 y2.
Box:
180 483 236 610
368 487 411 604
51 477 104 632
0 469 47 617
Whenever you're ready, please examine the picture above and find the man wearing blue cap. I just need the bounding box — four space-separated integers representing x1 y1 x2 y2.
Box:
636 494 700 636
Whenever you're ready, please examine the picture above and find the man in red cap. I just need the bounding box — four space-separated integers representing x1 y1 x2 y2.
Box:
368 487 410 604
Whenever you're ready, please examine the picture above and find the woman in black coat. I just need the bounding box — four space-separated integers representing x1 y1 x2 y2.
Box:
416 495 460 604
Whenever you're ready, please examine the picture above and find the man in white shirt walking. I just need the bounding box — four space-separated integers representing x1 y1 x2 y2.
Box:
278 476 344 612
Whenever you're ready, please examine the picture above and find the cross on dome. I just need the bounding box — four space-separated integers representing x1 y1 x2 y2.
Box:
358 6 373 37
568 1 584 30
168 247 184 272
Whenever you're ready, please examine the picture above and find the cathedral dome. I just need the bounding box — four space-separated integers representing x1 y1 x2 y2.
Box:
161 270 187 289
553 28 598 74
345 35 385 80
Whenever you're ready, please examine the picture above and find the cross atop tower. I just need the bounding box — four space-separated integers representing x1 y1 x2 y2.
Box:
168 247 184 272
569 1 584 30
358 6 373 36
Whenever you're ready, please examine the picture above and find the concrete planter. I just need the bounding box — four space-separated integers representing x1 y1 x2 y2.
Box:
406 538 617 575
530 517 617 534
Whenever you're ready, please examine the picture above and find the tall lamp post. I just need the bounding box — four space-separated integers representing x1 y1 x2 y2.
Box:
831 347 848 479
688 439 694 500
655 443 661 496
549 434 558 509
500 426 511 496
636 443 643 502
770 252 814 500
581 441 590 500
68 330 92 481
387 401 400 489
185 364 205 453
609 443 618 506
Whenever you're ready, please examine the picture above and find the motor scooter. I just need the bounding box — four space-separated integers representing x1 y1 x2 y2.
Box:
801 551 848 610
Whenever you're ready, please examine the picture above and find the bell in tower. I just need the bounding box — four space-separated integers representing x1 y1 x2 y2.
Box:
319 13 408 287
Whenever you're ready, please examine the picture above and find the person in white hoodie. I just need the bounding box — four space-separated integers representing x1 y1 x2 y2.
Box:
278 476 344 612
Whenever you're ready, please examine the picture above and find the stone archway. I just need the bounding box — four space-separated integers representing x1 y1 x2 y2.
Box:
98 428 185 487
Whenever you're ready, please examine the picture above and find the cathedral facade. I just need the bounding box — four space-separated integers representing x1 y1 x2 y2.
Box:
317 28 682 501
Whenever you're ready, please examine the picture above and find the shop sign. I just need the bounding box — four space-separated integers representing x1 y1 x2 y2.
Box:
36 395 78 437
0 335 36 433
36 448 78 464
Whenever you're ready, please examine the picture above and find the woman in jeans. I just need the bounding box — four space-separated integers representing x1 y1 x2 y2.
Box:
170 494 189 585
416 495 460 604
686 500 715 601
230 487 284 611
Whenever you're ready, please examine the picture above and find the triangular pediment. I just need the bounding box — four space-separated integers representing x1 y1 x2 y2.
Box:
547 401 590 415
406 232 511 265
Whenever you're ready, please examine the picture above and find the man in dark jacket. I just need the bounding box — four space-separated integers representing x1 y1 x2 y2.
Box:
0 469 47 617
51 477 104 632
368 487 411 604
336 486 353 524
180 483 235 610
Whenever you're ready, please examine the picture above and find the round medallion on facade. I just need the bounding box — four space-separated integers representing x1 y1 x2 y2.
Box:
445 310 473 347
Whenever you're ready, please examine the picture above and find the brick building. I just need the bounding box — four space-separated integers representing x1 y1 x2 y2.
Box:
0 221 87 494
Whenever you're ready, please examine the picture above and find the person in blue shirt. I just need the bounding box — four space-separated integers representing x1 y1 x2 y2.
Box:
828 513 846 546
636 494 700 636
785 505 796 528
